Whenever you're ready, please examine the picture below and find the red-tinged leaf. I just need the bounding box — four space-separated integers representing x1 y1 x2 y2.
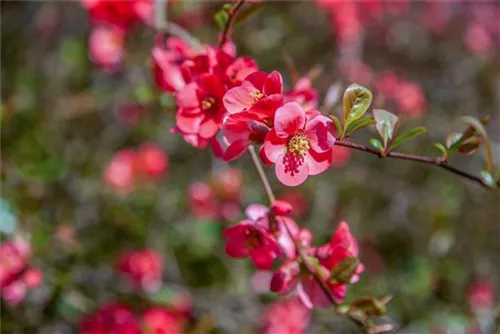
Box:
342 84 373 124
457 137 481 155
460 116 493 173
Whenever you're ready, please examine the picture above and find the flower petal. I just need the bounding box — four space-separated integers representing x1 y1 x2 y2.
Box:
263 70 283 95
199 117 219 139
223 139 251 162
176 112 202 134
304 115 336 153
304 149 333 176
245 204 269 222
275 153 309 187
250 249 275 270
262 130 287 164
223 81 259 114
274 102 306 138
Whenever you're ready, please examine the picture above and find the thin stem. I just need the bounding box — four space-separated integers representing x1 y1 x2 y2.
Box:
247 146 275 203
218 0 246 48
335 139 495 189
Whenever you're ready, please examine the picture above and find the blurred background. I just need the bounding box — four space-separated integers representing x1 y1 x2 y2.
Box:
1 1 500 333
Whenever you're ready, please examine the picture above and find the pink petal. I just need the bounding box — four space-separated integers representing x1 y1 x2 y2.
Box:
304 115 336 153
304 149 332 176
176 83 199 110
223 81 259 114
222 223 248 238
245 204 269 222
199 117 219 139
263 70 283 95
223 139 251 162
176 112 202 134
274 102 306 138
245 71 268 91
275 153 309 187
250 249 275 270
225 238 249 258
300 277 333 308
262 130 287 164
250 94 283 119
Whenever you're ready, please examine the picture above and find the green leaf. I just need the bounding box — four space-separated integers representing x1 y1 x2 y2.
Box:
213 7 230 29
434 143 448 157
330 257 359 284
373 109 399 147
390 127 426 150
481 170 496 187
495 168 500 182
460 116 493 173
329 115 343 136
370 138 383 152
342 84 373 124
344 117 376 136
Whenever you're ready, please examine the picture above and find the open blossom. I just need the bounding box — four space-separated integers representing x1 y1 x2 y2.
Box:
223 204 281 270
467 279 495 312
88 25 124 72
261 298 310 334
142 307 184 334
115 249 163 292
176 74 227 143
79 302 141 334
261 102 336 186
103 149 138 194
135 143 168 179
223 71 283 119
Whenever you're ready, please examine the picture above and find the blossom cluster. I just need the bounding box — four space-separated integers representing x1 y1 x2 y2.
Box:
188 167 243 221
223 200 364 309
78 302 185 334
0 237 43 306
103 143 168 194
155 35 344 186
82 0 153 71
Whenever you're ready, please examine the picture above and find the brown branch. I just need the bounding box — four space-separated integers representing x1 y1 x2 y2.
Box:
247 145 380 333
335 139 496 189
218 0 246 49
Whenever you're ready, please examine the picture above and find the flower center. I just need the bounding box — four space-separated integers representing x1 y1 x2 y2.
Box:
249 90 264 103
201 97 216 111
287 133 310 157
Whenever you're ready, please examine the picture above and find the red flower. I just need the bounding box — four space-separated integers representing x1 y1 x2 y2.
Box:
284 77 319 111
188 182 219 220
115 249 163 292
152 36 196 93
260 298 310 334
224 56 259 88
88 25 124 72
222 111 270 162
142 307 184 334
468 279 495 312
103 149 137 194
223 71 283 119
81 0 152 31
175 74 227 143
261 102 336 186
135 143 168 179
223 204 281 270
78 302 141 334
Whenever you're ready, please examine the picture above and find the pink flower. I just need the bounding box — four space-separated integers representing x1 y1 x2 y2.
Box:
176 74 227 143
223 204 281 270
1 280 27 306
152 36 196 93
88 25 124 72
468 279 495 312
261 102 336 186
395 81 426 118
284 77 318 111
103 149 137 194
0 238 31 288
142 307 184 334
188 182 219 220
223 71 283 119
225 56 259 87
135 143 168 179
115 249 163 292
260 298 310 334
23 268 43 289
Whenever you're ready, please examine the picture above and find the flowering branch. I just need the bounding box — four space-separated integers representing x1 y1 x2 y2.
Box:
248 145 391 333
335 139 496 189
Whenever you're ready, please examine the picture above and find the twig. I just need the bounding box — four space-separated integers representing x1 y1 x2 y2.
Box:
218 0 246 48
335 139 495 189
